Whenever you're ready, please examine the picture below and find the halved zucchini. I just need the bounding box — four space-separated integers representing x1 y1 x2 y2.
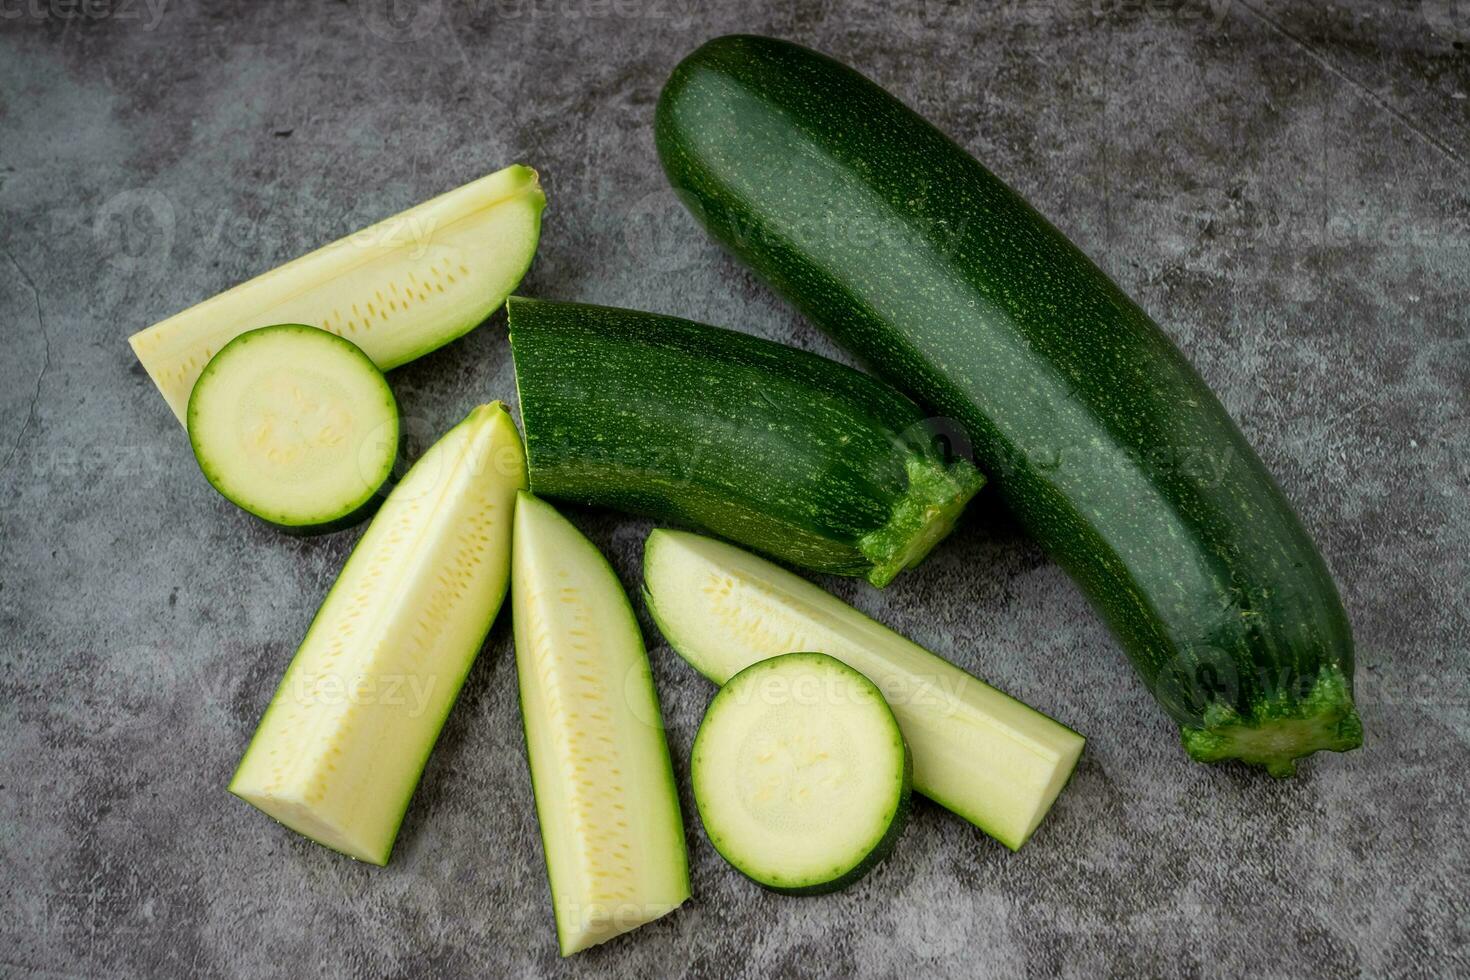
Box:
507 296 983 587
229 403 526 865
131 165 545 423
511 493 689 955
693 652 911 895
187 324 399 534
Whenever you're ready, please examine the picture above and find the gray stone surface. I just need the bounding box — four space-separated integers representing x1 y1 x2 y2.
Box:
1 1 1467 976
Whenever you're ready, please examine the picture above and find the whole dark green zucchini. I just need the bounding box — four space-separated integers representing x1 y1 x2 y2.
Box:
506 296 983 587
655 35 1361 776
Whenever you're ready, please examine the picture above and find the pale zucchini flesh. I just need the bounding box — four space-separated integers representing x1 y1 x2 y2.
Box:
187 324 399 533
229 403 527 864
643 529 1085 851
693 652 910 895
131 165 545 424
511 493 689 955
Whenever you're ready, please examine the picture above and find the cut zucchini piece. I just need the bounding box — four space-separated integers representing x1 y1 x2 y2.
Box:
511 493 689 956
187 324 399 534
229 403 527 865
507 296 983 587
131 165 545 424
643 529 1085 851
693 653 911 895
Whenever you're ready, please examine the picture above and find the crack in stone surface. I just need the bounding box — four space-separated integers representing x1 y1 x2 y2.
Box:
1236 0 1468 172
2 249 50 475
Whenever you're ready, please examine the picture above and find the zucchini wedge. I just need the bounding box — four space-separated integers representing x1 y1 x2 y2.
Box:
229 403 526 864
656 35 1361 776
507 296 983 587
511 493 689 955
693 653 911 895
131 165 545 424
644 529 1084 851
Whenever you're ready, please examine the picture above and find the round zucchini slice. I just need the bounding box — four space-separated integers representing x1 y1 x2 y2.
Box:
186 324 400 534
691 652 911 895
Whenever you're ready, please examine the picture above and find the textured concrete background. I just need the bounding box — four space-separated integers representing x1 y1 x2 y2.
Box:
1 1 1467 977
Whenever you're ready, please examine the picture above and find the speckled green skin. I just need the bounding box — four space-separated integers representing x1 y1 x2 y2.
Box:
507 296 983 587
655 36 1361 775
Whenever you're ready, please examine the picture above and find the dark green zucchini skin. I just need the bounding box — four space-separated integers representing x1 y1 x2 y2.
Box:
506 297 983 587
655 35 1361 775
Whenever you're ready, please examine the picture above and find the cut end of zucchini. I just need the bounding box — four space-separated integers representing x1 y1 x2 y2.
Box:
692 652 911 895
187 324 400 534
858 455 985 587
228 786 391 865
1180 665 1364 777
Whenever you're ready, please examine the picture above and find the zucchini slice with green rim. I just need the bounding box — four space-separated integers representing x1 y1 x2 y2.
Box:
511 492 689 955
692 652 911 895
644 528 1084 851
131 164 545 424
656 35 1361 775
229 403 525 865
507 296 984 588
187 324 399 534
